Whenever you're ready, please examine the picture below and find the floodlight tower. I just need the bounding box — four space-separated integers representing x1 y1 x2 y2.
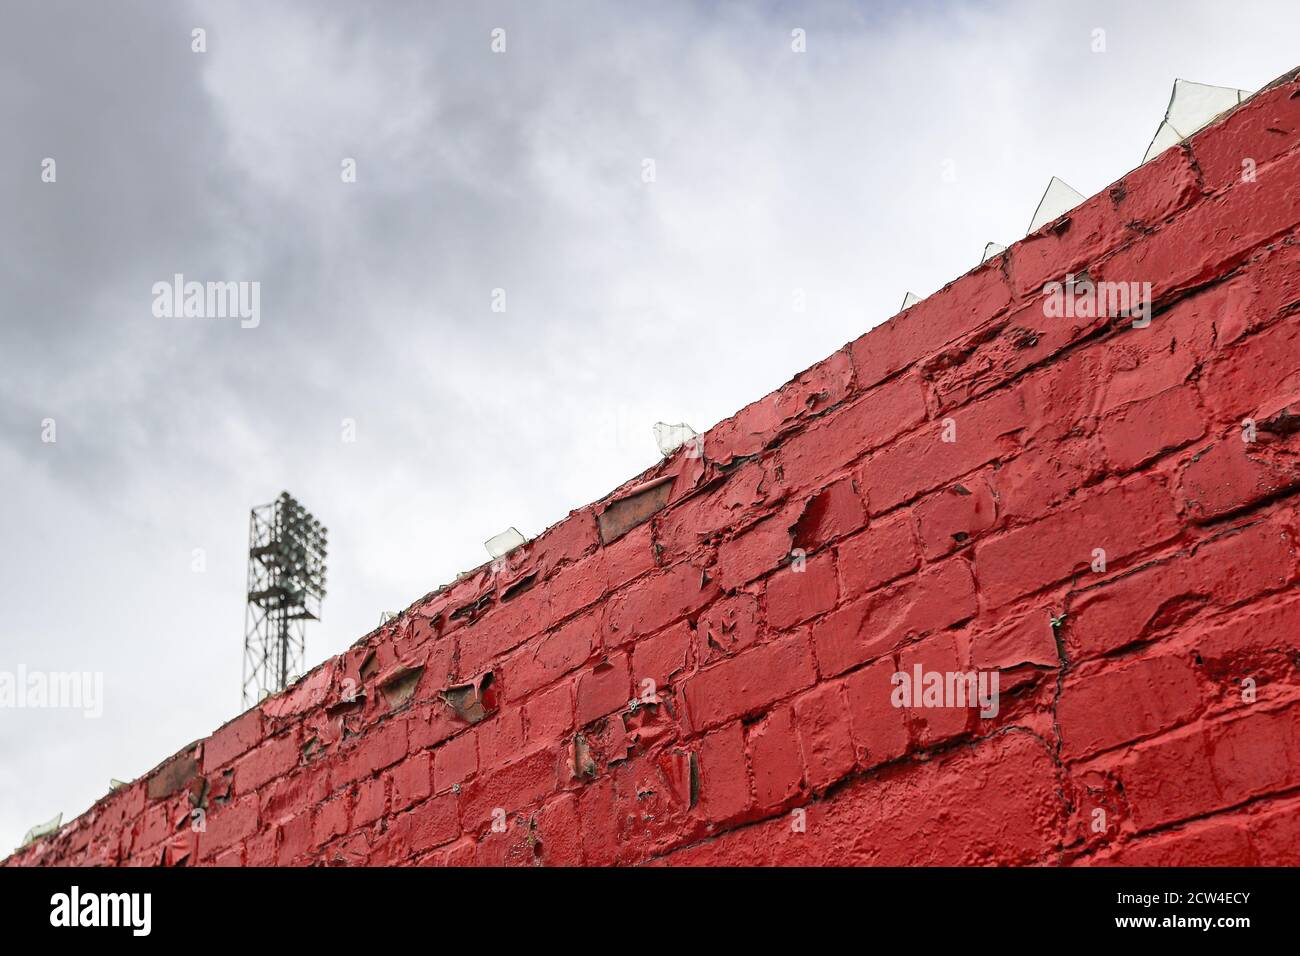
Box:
242 492 328 706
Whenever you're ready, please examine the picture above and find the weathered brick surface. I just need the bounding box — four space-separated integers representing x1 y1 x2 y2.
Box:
9 70 1300 868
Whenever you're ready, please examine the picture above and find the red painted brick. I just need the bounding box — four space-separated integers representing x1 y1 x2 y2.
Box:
835 511 919 600
390 751 433 811
683 633 818 732
898 632 971 746
1189 75 1300 193
848 259 1012 390
842 658 910 768
433 732 478 793
975 475 1179 609
204 709 264 772
1100 385 1206 473
501 610 599 703
1067 516 1297 660
607 561 719 644
858 388 1027 515
574 652 630 726
779 376 928 490
478 706 526 766
1178 432 1300 524
746 706 805 809
914 476 997 559
812 558 977 677
460 746 559 831
1058 654 1201 759
715 511 795 591
631 621 691 690
234 730 300 795
201 793 259 857
792 681 856 791
764 551 838 631
523 679 574 745
354 774 387 827
697 721 751 823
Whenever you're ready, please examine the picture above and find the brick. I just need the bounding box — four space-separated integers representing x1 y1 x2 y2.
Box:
842 658 910 768
385 792 460 858
1058 654 1201 759
778 376 928 490
858 388 1027 515
1101 819 1253 866
1253 797 1300 865
995 437 1096 524
201 793 259 857
1208 704 1300 808
234 730 300 795
575 652 630 726
683 633 818 732
975 475 1179 609
812 558 977 677
835 511 919 600
654 457 779 563
1110 705 1300 833
661 732 1062 866
405 700 459 751
746 706 805 809
914 476 997 559
1200 319 1300 422
792 681 856 791
764 551 838 630
631 621 691 689
433 732 478 792
924 300 1110 415
1177 434 1300 523
458 582 553 674
390 752 432 811
694 592 761 664
353 774 387 827
696 721 751 823
849 259 1011 389
1100 385 1206 473
716 511 795 591
1012 144 1203 298
708 351 854 464
607 561 719 644
898 632 970 746
501 610 600 703
523 679 574 745
789 477 869 550
970 605 1058 670
276 811 314 865
204 709 264 772
1189 75 1300 193
1194 591 1300 676
330 719 408 789
1067 517 1297 660
312 795 350 849
478 706 526 766
1093 142 1300 305
460 746 559 830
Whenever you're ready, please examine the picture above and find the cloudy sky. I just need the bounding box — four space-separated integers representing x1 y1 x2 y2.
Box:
1 0 1297 849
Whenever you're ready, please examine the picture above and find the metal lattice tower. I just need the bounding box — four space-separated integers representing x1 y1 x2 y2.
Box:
242 492 328 706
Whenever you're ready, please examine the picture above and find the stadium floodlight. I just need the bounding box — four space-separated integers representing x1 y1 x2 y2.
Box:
242 491 328 706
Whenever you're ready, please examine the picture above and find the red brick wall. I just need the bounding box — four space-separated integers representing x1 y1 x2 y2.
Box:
11 69 1300 868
